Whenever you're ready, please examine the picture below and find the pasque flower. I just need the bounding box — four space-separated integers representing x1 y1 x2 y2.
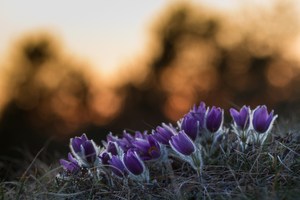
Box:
230 105 278 150
169 130 202 176
106 141 119 156
134 131 148 139
180 102 206 140
99 151 110 165
108 155 127 177
106 132 119 142
205 106 223 133
230 106 250 130
152 123 176 145
60 153 80 174
133 135 161 161
246 105 278 146
99 140 123 165
115 131 136 151
230 106 251 151
70 134 99 167
99 141 123 165
122 149 150 182
82 141 98 164
70 134 88 153
252 105 277 134
123 149 145 176
170 130 195 156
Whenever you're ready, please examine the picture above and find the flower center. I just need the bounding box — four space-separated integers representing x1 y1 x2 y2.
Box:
148 146 159 156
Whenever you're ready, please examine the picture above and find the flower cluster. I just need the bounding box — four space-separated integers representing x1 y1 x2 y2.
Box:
59 102 278 182
230 105 278 151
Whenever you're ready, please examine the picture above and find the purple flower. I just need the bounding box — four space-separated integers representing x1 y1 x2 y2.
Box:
169 130 195 156
70 133 88 153
106 132 118 142
123 131 135 142
252 105 277 133
206 106 223 133
106 141 118 156
181 102 206 140
108 155 127 177
230 106 250 130
123 149 145 176
108 131 149 153
152 123 176 145
134 131 148 139
81 140 97 164
70 134 99 166
60 153 80 174
116 131 135 151
133 135 161 161
99 151 110 165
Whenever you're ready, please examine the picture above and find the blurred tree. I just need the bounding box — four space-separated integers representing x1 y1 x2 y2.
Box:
98 1 300 134
118 1 300 121
0 33 95 158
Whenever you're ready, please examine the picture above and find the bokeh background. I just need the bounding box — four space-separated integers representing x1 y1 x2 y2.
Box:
1 0 300 162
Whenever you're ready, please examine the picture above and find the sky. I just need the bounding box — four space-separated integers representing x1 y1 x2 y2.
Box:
0 0 298 76
0 0 278 76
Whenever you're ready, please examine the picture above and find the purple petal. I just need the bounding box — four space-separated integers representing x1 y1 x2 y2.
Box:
106 132 118 142
147 135 161 159
109 155 126 177
82 141 97 164
181 114 198 140
133 136 161 161
230 106 250 129
60 154 80 173
99 151 110 165
107 141 118 156
117 138 132 151
153 124 176 145
134 131 148 139
123 131 134 142
123 150 144 175
67 153 78 165
253 105 274 133
181 102 206 140
152 129 169 145
230 108 240 124
80 133 88 141
60 159 69 169
70 134 88 153
170 131 195 156
71 138 82 153
133 139 150 150
206 107 223 133
134 131 144 139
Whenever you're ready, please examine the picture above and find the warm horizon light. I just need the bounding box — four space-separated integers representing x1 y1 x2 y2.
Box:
0 0 245 77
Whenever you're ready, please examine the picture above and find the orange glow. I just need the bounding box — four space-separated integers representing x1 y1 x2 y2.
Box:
89 89 124 125
0 78 6 116
164 94 194 121
267 62 295 88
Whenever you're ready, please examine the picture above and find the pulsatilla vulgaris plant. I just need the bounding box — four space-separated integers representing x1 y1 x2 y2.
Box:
69 133 100 168
230 105 278 151
58 102 278 186
179 103 226 162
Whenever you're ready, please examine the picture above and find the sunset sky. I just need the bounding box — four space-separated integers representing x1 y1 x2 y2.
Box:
0 0 243 74
0 0 294 77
